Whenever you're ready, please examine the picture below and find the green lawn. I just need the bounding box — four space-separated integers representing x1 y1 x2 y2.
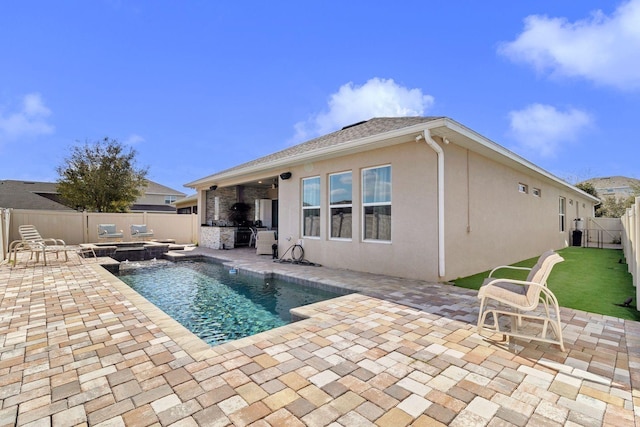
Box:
453 247 640 321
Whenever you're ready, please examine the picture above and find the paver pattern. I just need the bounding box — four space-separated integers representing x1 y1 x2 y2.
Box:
0 247 639 426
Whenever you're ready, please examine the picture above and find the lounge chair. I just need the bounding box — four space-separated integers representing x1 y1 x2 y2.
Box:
16 224 68 266
98 224 124 241
256 230 277 255
130 224 154 240
477 250 566 351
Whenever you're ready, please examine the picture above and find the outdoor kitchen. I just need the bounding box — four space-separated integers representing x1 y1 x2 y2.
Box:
200 184 277 250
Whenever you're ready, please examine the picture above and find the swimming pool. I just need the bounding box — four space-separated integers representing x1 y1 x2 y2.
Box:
117 259 346 346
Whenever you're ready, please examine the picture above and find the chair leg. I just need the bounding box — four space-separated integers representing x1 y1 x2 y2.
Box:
477 297 486 334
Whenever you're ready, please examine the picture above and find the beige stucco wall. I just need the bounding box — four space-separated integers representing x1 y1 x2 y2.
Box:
278 141 441 281
443 143 594 279
277 136 596 282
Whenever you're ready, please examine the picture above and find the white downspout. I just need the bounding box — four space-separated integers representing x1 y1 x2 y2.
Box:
419 130 446 277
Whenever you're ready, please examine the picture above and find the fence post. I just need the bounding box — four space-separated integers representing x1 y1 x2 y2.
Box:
0 208 9 261
82 211 88 244
634 199 639 295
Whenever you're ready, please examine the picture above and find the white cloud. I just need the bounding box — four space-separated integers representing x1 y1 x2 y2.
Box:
0 93 54 142
508 104 592 157
499 0 640 90
124 133 145 145
291 78 435 143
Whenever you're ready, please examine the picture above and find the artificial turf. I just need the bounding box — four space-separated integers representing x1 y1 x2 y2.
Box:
453 247 640 321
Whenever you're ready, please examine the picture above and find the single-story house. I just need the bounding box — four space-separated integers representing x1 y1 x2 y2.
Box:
185 116 599 282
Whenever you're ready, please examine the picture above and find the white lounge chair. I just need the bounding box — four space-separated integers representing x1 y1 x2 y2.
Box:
256 230 277 255
477 251 566 351
98 224 124 241
130 224 154 240
16 224 68 266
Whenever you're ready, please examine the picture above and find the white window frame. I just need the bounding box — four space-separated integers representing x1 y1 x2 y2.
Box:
302 176 321 238
518 183 528 194
362 165 392 243
165 195 177 204
329 171 352 241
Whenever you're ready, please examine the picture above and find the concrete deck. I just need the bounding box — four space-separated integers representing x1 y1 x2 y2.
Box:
0 247 639 426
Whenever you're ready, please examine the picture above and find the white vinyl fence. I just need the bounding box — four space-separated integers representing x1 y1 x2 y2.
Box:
621 197 639 309
0 208 199 251
581 217 623 247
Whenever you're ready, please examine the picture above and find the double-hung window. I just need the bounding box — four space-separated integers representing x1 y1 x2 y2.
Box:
302 176 321 237
362 165 391 241
329 171 352 239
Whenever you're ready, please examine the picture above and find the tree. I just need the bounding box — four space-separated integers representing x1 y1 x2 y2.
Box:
599 195 635 218
575 182 603 217
56 138 149 212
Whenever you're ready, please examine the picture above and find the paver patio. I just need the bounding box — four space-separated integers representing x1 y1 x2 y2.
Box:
1 247 639 426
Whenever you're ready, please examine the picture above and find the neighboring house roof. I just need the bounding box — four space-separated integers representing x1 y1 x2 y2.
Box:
0 179 187 211
0 180 74 210
584 176 640 199
130 203 177 212
143 180 187 197
185 116 599 203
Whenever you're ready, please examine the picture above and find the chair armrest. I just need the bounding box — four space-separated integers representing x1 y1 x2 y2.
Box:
483 277 532 288
488 265 531 278
9 240 23 251
43 238 66 246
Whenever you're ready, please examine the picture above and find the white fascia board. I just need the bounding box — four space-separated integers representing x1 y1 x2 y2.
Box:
185 117 599 204
433 118 600 204
184 123 433 190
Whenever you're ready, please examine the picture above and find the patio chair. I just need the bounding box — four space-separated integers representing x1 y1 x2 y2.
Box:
130 224 154 241
249 227 267 247
98 224 124 241
477 250 566 351
17 224 69 266
256 230 277 255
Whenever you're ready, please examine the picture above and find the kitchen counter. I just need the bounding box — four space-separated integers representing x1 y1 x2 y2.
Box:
200 226 236 249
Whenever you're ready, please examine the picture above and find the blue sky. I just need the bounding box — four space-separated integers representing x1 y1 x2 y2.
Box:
1 1 638 194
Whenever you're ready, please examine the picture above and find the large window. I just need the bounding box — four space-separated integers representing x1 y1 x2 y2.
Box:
362 165 391 241
329 171 352 239
302 176 321 237
559 197 566 232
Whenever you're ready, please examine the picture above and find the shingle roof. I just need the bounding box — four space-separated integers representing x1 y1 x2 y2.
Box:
0 180 73 210
209 117 442 177
143 180 187 196
0 179 186 210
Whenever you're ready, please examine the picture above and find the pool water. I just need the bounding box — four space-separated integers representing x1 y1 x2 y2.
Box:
117 260 344 346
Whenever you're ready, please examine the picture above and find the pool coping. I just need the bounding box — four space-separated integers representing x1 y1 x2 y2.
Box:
93 258 357 362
